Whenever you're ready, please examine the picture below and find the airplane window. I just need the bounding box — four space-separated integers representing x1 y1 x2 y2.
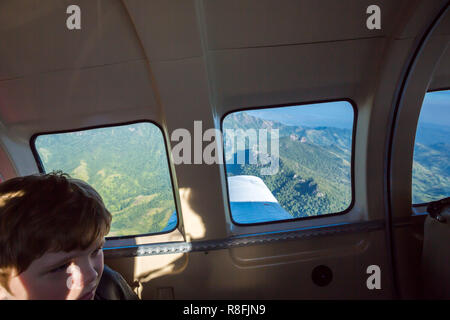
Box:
412 90 450 204
222 101 354 225
33 122 178 238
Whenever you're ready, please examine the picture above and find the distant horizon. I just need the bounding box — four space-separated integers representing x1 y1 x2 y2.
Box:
417 121 450 129
238 90 449 130
241 101 354 129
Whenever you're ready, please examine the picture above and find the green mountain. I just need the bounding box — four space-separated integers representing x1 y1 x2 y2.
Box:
224 112 352 218
36 123 176 237
412 141 450 203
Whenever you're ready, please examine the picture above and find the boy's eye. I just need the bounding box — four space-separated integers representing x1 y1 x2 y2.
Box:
49 262 70 273
92 246 103 256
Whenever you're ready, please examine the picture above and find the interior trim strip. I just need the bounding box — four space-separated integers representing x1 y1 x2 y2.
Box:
104 220 384 258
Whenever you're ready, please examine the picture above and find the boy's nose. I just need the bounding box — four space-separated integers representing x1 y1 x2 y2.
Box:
68 262 98 290
81 264 99 288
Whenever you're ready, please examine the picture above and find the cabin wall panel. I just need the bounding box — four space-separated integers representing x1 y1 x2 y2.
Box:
211 38 385 112
429 45 450 89
0 59 158 134
119 230 393 299
364 38 415 222
152 57 229 241
0 143 17 181
123 0 202 62
0 0 144 80
204 0 404 50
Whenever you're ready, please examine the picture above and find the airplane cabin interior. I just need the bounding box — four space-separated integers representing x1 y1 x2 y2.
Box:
0 0 449 300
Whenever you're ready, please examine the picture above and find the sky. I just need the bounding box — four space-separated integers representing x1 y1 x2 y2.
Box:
418 90 450 127
241 90 449 129
244 101 354 129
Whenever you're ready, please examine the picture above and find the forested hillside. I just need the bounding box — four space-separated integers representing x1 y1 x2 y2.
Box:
36 123 176 237
412 139 450 203
224 112 352 218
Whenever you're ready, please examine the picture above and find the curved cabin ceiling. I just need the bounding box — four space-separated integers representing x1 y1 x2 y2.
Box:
0 0 448 137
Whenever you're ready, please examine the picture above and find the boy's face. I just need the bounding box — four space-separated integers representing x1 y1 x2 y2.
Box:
1 237 105 300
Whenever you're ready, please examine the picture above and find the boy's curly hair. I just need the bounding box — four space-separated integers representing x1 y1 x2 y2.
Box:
0 172 111 292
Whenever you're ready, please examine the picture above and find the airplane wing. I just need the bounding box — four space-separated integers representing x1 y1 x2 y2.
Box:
161 210 178 232
162 175 292 231
227 175 293 224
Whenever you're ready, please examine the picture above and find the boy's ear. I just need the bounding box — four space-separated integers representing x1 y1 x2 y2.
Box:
0 285 8 300
0 271 11 300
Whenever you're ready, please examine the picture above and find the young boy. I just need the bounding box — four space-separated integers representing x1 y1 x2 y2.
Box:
0 172 138 300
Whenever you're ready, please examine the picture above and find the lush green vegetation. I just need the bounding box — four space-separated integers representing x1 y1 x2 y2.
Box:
412 138 450 203
36 123 176 237
412 91 450 204
224 112 352 218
